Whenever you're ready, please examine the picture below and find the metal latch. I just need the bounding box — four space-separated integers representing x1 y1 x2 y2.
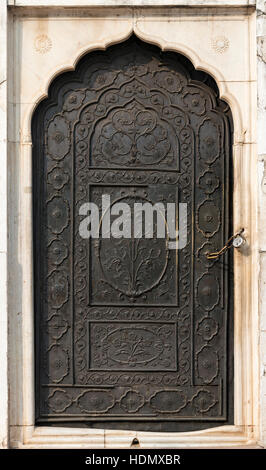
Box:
206 228 245 260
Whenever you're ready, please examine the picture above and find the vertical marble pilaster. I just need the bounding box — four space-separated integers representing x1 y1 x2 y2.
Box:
0 0 8 450
257 0 266 448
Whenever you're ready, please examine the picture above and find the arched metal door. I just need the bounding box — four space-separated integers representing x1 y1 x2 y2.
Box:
32 36 233 432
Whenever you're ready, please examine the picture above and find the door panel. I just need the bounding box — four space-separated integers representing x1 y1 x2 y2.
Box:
33 36 233 431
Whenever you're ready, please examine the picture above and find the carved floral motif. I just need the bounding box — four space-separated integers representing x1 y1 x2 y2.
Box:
120 390 145 413
193 389 217 413
35 36 232 425
48 166 69 191
34 34 52 54
211 36 230 54
91 323 176 370
47 196 70 234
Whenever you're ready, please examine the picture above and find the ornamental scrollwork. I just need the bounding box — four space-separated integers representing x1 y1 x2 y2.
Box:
34 35 233 427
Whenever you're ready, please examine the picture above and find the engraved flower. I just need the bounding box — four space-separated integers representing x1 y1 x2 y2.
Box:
105 92 118 104
63 90 85 112
44 344 69 383
123 62 147 77
199 171 220 195
162 106 177 119
52 131 65 144
54 359 63 369
211 36 229 54
46 314 69 340
193 390 217 413
95 104 106 116
120 390 145 413
47 239 68 266
34 34 52 54
87 69 115 90
89 373 103 385
101 132 132 162
121 84 134 98
102 327 165 367
175 114 186 127
197 317 219 341
47 270 69 309
183 91 206 116
47 196 70 235
155 71 183 93
135 85 147 99
106 257 123 274
47 390 72 413
83 111 94 123
76 124 89 139
197 346 218 384
95 74 106 86
48 167 69 190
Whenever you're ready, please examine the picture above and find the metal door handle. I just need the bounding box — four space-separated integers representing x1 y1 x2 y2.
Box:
206 228 245 260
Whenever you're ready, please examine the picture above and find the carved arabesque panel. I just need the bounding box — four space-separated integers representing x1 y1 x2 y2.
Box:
33 35 233 432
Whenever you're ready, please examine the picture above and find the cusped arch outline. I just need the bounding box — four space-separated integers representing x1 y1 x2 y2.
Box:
23 28 241 144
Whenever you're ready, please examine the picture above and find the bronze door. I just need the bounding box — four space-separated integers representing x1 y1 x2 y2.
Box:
33 36 233 431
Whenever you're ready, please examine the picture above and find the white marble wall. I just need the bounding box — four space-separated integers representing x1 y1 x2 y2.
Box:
0 0 265 448
0 0 8 450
